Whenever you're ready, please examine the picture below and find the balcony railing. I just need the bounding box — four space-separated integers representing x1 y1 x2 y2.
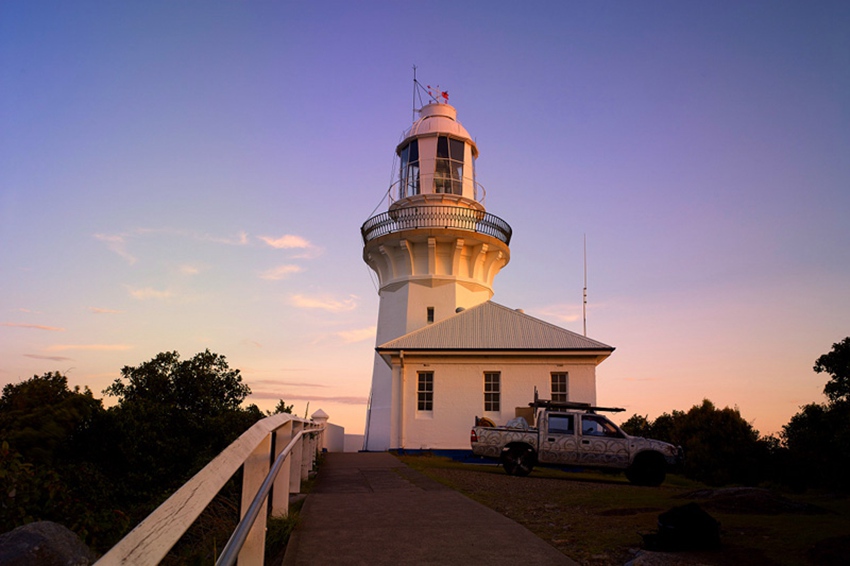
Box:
361 204 512 246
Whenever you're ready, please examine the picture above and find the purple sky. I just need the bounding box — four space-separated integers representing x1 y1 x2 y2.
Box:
2 1 849 435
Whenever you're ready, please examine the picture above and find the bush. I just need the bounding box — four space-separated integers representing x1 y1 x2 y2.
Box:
622 400 772 486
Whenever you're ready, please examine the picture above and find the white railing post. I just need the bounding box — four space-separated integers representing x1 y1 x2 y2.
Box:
289 421 304 494
238 432 272 566
300 430 311 481
310 409 329 452
271 420 293 517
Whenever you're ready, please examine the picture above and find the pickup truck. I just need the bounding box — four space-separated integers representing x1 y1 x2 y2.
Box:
470 399 682 486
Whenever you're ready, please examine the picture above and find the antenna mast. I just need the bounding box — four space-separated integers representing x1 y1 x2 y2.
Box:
583 234 588 336
412 65 417 123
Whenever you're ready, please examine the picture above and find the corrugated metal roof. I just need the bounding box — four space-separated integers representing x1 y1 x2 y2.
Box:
377 301 614 351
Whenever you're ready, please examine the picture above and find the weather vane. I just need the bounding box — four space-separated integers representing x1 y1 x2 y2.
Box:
426 84 449 104
412 66 449 119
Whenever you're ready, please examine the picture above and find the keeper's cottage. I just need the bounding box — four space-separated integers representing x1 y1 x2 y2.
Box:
360 97 614 451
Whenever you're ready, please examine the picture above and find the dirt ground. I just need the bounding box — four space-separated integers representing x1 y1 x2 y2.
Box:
401 458 850 566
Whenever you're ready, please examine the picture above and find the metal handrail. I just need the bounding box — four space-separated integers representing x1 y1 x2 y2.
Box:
216 427 323 566
361 204 512 246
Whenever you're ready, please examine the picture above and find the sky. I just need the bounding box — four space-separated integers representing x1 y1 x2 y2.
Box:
2 1 848 437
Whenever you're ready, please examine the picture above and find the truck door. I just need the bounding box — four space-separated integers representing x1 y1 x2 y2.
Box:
577 414 630 468
539 413 579 465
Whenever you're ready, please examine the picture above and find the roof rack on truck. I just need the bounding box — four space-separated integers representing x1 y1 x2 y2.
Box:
530 387 625 413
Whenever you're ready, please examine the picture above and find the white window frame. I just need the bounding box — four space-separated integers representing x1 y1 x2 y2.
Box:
484 372 500 412
551 372 568 402
417 371 434 411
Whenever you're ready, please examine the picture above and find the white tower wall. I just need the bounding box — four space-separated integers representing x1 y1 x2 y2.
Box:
361 102 512 451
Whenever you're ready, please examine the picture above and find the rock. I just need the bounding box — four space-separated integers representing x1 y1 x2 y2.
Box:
0 521 97 566
641 502 721 552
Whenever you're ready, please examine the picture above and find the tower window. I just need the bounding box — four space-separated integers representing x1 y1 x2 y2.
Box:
484 372 500 412
427 307 434 323
551 372 568 402
434 136 464 195
399 140 420 198
417 372 433 411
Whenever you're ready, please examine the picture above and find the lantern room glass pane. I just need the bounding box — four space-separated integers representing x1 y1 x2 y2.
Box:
435 135 463 195
399 140 420 198
450 138 464 160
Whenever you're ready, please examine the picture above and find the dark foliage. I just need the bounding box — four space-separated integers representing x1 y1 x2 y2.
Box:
103 350 262 516
781 400 850 491
622 399 770 486
622 337 850 491
0 375 128 547
272 399 295 415
778 337 850 492
0 351 267 552
619 414 651 437
814 337 850 404
0 372 103 466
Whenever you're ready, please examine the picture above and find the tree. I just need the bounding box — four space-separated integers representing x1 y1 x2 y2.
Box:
620 414 651 437
0 373 126 546
781 402 850 489
673 400 767 486
272 399 295 415
104 350 262 511
0 372 104 465
0 351 265 551
622 400 770 486
781 337 850 491
814 337 850 403
105 349 251 417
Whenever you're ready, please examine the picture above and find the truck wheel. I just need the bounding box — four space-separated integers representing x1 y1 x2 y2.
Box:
502 445 535 476
626 452 666 486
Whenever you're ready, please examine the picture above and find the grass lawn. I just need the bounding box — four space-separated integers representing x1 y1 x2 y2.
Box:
399 455 850 565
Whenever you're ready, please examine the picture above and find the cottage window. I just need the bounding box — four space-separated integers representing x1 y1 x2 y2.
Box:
417 371 433 411
427 306 434 324
551 372 568 402
484 372 500 412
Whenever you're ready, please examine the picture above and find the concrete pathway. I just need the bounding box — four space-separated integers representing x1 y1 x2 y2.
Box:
282 452 576 565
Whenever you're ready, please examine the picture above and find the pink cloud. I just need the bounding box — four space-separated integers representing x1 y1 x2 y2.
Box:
2 322 65 331
259 234 311 249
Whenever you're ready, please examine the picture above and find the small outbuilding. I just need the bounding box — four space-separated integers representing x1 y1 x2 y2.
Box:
374 301 613 450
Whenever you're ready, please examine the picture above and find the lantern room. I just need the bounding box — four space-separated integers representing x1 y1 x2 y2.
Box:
394 102 480 205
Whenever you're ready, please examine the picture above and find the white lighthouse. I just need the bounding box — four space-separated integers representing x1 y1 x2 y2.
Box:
361 101 512 450
360 98 613 452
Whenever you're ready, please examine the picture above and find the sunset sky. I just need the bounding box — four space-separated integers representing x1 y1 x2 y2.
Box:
2 1 848 436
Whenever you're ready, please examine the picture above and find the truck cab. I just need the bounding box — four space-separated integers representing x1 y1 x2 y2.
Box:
539 411 632 469
471 396 682 486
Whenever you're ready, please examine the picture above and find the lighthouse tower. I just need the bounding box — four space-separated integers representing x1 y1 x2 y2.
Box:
361 101 513 450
